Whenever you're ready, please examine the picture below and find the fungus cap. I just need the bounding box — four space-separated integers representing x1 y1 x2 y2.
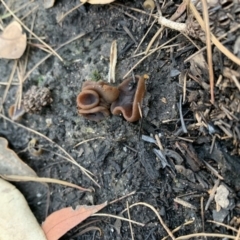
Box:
82 81 119 103
77 89 99 110
111 75 145 122
78 106 110 121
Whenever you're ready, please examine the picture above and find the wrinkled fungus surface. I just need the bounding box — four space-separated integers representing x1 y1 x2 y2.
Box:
77 80 119 121
111 75 145 122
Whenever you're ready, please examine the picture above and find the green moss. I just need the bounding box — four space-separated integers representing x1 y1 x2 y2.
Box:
91 70 101 81
37 76 44 86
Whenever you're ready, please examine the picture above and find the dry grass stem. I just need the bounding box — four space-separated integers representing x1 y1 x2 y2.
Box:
145 26 164 54
123 202 176 240
0 0 63 61
182 71 187 102
109 191 136 205
176 233 240 240
20 4 38 21
207 220 238 233
0 113 100 187
205 178 220 210
74 137 106 148
57 3 84 23
155 134 163 150
127 201 134 240
182 32 200 50
0 175 92 192
112 3 152 17
200 0 214 103
134 19 157 54
184 24 240 63
231 75 240 91
162 220 194 240
188 1 240 66
1 1 31 20
1 61 17 104
92 213 145 226
23 32 86 82
123 34 180 78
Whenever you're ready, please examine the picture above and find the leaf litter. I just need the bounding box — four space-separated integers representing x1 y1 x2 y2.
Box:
0 0 240 239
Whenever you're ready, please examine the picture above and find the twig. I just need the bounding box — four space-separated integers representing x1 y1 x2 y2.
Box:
178 95 188 133
0 113 100 188
205 178 220 210
123 34 180 78
23 32 86 82
127 201 134 240
123 202 176 240
109 191 136 205
57 3 84 23
1 175 92 192
201 0 214 104
188 1 240 66
92 213 144 227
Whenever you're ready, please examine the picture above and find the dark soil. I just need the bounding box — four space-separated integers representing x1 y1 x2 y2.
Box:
1 0 240 239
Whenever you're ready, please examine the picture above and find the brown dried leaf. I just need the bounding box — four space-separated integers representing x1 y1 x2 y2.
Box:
0 21 27 59
44 0 55 9
0 137 37 176
42 201 108 240
0 178 47 240
80 0 115 4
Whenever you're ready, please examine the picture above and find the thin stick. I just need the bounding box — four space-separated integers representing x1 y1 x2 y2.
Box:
134 18 157 54
0 113 100 188
127 201 134 240
235 227 240 240
201 0 214 104
74 137 105 148
201 197 205 234
23 32 86 82
176 233 239 240
57 3 84 23
178 95 187 133
109 191 136 205
182 71 187 102
92 213 144 227
123 202 175 240
184 24 240 63
162 220 194 240
145 26 164 54
205 178 220 210
231 75 240 91
2 61 17 103
188 1 240 66
1 0 63 61
207 220 238 233
1 175 92 192
123 34 180 78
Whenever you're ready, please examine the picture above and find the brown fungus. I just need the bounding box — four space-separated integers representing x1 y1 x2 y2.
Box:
77 80 119 121
82 81 119 103
111 75 145 122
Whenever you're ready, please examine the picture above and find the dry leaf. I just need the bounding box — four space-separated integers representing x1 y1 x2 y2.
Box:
44 0 55 8
80 0 115 4
42 201 108 240
0 178 47 240
0 137 37 176
0 21 27 59
215 184 230 209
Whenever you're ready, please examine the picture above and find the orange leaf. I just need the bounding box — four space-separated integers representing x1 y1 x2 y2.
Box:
42 201 107 240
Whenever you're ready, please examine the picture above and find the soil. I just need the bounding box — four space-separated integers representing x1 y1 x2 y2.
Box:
0 0 240 239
